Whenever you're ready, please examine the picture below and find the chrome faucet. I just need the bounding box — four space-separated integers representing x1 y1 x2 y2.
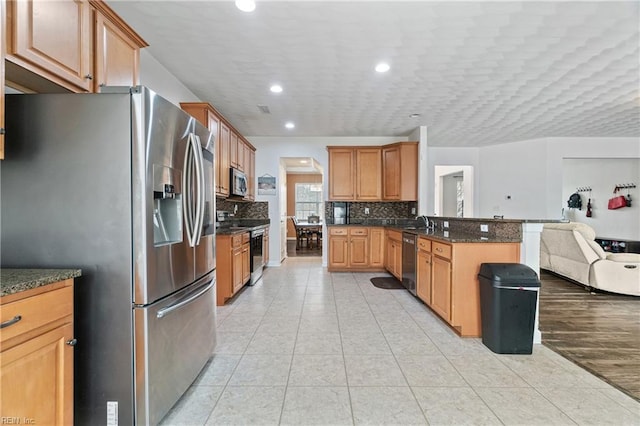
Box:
416 215 434 229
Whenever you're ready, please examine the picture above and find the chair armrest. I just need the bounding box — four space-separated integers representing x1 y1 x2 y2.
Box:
605 253 640 263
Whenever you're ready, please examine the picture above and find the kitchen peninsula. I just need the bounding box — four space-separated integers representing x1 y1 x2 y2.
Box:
327 216 555 339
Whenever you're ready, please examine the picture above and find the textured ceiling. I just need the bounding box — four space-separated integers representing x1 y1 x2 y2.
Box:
108 1 640 147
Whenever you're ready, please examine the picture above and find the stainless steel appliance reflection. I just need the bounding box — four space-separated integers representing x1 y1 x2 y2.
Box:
249 228 265 285
333 202 350 224
2 87 217 425
402 232 418 296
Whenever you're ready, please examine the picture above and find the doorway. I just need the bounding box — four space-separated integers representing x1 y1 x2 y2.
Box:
434 165 474 218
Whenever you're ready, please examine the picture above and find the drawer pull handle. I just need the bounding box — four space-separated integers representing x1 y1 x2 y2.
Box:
66 339 78 346
436 248 443 252
1 315 22 329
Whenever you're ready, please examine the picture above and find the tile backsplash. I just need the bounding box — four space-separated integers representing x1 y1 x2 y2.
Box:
217 200 269 219
325 201 417 223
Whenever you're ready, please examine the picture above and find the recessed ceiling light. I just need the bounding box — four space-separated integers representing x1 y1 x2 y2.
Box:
270 84 283 93
300 160 308 164
375 62 390 73
285 122 295 129
235 0 256 12
409 113 421 118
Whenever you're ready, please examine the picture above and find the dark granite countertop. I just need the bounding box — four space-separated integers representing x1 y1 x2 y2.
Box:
397 228 522 243
1 268 82 297
327 224 521 243
216 222 270 235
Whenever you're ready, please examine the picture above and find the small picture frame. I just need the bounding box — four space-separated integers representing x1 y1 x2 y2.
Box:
258 174 276 195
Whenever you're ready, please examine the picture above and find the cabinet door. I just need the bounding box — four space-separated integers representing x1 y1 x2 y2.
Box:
247 148 255 201
94 11 140 90
264 233 270 265
8 0 93 92
328 148 355 200
242 244 251 284
232 247 243 293
394 241 403 279
1 323 74 425
230 131 239 169
382 146 400 200
329 236 348 268
369 228 385 268
385 237 394 274
355 148 382 200
416 250 432 305
349 235 369 267
218 122 231 197
431 256 452 321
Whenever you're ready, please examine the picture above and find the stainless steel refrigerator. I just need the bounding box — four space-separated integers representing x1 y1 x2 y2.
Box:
1 87 217 425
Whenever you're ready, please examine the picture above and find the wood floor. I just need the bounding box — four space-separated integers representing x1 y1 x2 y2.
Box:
539 271 640 401
286 239 322 257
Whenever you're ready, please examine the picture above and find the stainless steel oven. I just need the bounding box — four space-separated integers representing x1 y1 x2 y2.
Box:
249 228 265 285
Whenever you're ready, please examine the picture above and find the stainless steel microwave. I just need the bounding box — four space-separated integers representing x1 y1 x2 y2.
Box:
230 167 248 197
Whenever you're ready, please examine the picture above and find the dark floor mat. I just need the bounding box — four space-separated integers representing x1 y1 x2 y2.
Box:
370 277 405 289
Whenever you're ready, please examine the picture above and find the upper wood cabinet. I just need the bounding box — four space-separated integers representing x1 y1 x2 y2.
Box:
92 2 146 90
328 143 416 201
230 131 239 169
382 142 418 201
5 0 146 93
356 147 382 200
7 0 93 91
328 148 355 200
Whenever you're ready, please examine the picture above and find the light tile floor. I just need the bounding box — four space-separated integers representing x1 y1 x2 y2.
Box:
160 257 640 425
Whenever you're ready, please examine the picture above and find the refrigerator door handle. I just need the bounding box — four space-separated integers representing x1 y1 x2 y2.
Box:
192 134 205 247
156 280 214 319
182 134 198 247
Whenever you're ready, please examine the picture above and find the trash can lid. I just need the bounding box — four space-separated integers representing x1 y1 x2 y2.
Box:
478 263 540 287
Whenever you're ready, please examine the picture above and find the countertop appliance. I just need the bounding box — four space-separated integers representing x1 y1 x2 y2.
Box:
402 232 417 296
333 202 350 224
1 87 217 425
230 167 248 197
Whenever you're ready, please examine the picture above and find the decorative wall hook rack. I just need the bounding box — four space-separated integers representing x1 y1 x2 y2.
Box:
614 183 636 192
576 186 592 193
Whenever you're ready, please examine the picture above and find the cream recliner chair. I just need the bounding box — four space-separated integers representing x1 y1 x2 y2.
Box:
540 222 640 296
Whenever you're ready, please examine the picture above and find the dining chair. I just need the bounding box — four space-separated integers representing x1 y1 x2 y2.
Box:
290 216 310 249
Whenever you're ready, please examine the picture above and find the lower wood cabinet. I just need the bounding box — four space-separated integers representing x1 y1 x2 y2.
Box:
216 232 250 305
328 226 386 272
415 236 520 337
384 229 403 280
1 279 75 425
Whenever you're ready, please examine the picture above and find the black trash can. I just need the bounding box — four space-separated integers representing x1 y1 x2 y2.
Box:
478 263 540 354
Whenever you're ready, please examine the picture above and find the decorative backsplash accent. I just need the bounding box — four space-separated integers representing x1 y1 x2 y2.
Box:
217 200 269 219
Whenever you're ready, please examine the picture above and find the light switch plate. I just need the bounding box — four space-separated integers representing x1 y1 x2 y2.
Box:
364 207 370 215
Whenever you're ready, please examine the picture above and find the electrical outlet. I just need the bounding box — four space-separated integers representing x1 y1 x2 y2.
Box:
480 224 489 232
364 207 370 215
443 221 449 228
411 207 416 215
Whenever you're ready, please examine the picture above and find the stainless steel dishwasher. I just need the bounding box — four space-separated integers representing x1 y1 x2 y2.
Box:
402 232 417 296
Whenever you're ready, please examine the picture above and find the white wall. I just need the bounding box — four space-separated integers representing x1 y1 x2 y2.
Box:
139 50 201 106
428 147 480 216
563 158 640 240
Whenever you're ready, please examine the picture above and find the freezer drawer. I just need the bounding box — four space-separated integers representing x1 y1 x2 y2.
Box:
134 271 217 425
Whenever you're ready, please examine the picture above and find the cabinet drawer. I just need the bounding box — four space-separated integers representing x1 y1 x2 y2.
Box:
1 284 73 345
330 227 348 236
349 227 368 236
242 232 250 244
232 234 243 248
417 237 431 253
387 229 402 242
432 241 452 260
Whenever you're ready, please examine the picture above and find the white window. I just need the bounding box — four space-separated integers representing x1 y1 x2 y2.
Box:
295 183 323 221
